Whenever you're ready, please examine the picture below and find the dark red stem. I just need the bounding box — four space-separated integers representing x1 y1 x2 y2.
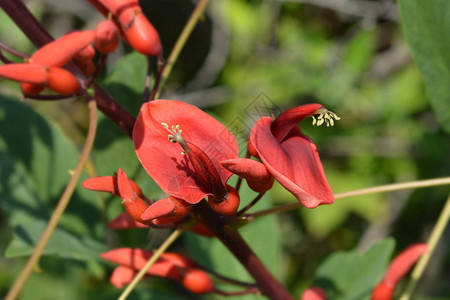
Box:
0 0 135 137
193 200 294 300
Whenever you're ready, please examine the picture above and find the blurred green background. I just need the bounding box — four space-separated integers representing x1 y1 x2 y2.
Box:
0 0 449 299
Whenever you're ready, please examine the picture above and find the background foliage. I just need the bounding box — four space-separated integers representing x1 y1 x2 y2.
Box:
0 0 449 299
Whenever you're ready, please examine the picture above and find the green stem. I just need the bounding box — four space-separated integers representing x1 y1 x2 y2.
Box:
398 194 450 300
248 177 450 220
5 99 98 300
118 229 184 300
154 0 210 99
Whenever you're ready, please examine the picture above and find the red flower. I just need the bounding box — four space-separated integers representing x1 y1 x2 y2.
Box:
133 100 239 205
249 104 339 208
372 243 428 300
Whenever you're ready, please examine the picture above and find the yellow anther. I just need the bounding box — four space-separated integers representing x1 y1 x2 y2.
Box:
312 108 340 127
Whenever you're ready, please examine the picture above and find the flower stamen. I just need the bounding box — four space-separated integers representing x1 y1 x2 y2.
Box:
312 108 340 127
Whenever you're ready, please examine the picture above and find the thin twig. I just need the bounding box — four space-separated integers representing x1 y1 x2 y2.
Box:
5 98 98 300
248 177 450 219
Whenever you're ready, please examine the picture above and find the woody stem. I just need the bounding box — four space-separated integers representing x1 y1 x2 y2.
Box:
0 0 136 137
192 200 294 300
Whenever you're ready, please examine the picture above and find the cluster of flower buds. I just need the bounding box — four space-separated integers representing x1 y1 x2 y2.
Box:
0 0 161 97
101 248 214 294
82 168 213 236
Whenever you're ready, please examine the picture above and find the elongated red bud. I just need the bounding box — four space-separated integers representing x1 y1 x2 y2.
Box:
124 12 162 56
20 83 45 96
82 176 118 194
181 268 214 294
95 20 120 53
46 67 81 95
30 30 96 67
0 63 47 84
208 185 240 215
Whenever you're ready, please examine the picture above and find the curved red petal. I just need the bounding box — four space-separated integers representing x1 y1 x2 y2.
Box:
110 265 136 288
250 117 333 208
384 243 428 285
30 30 95 67
271 103 323 142
133 100 238 204
140 197 176 221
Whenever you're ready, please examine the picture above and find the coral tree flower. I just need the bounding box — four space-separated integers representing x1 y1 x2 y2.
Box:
249 103 339 208
372 243 428 300
133 100 239 205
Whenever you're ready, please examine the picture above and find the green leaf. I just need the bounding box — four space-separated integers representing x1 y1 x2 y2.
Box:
0 96 102 237
398 0 450 132
185 183 282 300
313 238 395 300
5 219 107 262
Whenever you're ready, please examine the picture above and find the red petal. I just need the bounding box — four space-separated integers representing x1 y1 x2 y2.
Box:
133 100 238 204
383 243 428 285
141 197 176 221
250 117 333 208
271 103 323 142
371 282 394 300
0 64 47 84
110 265 136 288
220 158 271 183
30 30 95 67
82 176 117 194
46 67 81 95
117 168 136 200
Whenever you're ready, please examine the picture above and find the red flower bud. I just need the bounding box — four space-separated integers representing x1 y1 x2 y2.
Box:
208 185 240 215
29 30 96 67
181 268 214 294
124 12 162 56
46 67 81 95
20 83 45 96
95 20 120 54
0 63 47 84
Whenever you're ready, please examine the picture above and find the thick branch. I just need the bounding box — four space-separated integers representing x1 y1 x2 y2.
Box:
193 200 294 300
